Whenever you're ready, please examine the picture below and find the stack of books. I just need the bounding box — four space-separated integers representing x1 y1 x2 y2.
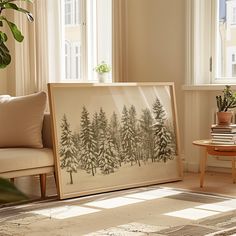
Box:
211 124 236 144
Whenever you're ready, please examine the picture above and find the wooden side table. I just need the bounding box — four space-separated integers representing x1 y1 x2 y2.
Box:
193 139 236 187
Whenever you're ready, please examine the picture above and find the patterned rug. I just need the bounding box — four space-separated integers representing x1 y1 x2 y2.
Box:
1 187 236 236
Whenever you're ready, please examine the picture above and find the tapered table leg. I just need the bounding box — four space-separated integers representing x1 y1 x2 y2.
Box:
200 150 208 188
232 157 236 184
40 174 46 199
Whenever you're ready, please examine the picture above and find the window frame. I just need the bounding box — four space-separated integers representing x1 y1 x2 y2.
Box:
61 0 112 83
186 0 236 85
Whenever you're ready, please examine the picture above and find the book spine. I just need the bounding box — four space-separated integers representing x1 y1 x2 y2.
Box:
211 140 236 144
211 136 236 139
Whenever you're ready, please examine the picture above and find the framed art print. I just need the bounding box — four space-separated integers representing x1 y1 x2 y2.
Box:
48 83 182 199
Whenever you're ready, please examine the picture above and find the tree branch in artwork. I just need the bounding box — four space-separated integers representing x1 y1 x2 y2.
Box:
79 106 97 176
59 96 177 178
60 114 79 184
140 108 154 163
152 97 175 162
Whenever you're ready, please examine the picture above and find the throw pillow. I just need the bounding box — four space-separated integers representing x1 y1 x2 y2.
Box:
0 92 47 148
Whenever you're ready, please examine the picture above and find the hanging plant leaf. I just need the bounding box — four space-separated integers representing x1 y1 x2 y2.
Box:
0 16 24 42
0 178 27 203
26 12 34 22
0 41 11 68
18 8 34 22
0 31 8 42
3 3 19 10
2 3 34 22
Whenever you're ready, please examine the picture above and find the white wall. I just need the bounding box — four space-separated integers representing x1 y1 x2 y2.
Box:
0 69 7 94
4 0 226 173
184 87 236 172
125 0 186 157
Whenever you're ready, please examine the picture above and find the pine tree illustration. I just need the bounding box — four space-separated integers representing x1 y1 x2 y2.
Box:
121 105 130 164
129 105 140 166
152 97 174 162
140 108 154 163
60 114 79 184
96 109 118 174
135 122 143 165
92 112 99 141
79 106 97 176
98 129 119 174
120 105 137 166
72 132 81 165
91 111 100 170
97 108 108 136
109 112 122 166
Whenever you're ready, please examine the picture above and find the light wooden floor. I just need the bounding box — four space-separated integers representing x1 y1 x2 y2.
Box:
13 171 236 201
0 172 236 236
2 171 236 235
162 171 236 198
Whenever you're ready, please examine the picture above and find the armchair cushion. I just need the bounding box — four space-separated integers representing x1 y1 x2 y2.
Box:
0 92 46 148
0 148 54 173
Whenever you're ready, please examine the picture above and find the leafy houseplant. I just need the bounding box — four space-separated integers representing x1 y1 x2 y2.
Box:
0 177 27 203
95 61 111 74
95 61 111 83
216 85 236 125
0 0 34 68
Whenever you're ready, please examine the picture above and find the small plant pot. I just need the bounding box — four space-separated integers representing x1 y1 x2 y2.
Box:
217 111 233 125
97 73 108 83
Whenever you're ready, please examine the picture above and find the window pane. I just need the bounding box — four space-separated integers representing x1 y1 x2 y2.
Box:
62 0 112 82
65 0 72 25
63 0 83 80
216 0 236 79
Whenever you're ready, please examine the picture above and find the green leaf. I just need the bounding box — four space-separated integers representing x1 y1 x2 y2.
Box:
0 31 7 42
4 3 19 10
0 177 27 203
26 12 34 22
0 16 24 42
18 8 34 22
0 41 11 68
0 0 33 5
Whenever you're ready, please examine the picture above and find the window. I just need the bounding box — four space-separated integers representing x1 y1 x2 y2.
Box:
186 0 236 85
64 0 80 25
62 0 112 82
215 0 236 82
232 7 236 24
65 0 72 25
65 41 71 79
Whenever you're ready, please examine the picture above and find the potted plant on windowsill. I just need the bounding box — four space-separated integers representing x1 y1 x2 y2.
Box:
95 61 111 83
216 85 236 125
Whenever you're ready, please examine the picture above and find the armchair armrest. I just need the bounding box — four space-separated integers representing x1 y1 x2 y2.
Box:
42 113 53 148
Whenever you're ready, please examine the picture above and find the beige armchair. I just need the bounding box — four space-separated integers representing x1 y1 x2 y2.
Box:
0 114 55 198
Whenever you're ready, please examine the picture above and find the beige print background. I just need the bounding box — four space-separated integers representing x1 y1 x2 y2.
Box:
51 84 180 198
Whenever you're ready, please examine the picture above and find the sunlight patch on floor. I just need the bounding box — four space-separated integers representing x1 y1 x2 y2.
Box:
31 206 100 219
84 197 144 209
196 203 234 213
126 189 182 200
215 199 236 209
164 208 220 220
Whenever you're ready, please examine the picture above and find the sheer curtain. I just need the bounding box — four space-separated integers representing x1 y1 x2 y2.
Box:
14 0 62 96
112 0 127 82
13 0 127 94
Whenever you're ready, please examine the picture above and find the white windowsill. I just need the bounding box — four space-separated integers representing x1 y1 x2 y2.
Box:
182 84 236 91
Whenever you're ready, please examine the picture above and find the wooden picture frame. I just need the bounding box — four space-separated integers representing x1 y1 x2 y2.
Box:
48 83 182 199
